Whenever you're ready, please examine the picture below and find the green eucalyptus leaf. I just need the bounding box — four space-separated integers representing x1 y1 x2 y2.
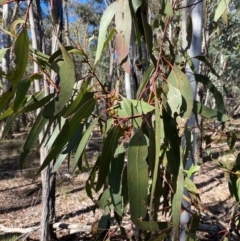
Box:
53 42 76 117
13 74 41 111
0 28 29 113
108 144 125 216
96 125 121 192
167 65 193 118
0 107 13 121
193 100 229 122
136 64 154 98
214 0 230 22
128 130 148 223
72 119 98 172
1 114 18 139
195 56 219 77
184 177 199 194
195 74 225 113
95 1 117 64
167 83 182 117
37 96 96 174
20 110 48 168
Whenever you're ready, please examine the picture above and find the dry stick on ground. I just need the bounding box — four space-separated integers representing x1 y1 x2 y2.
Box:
0 208 233 237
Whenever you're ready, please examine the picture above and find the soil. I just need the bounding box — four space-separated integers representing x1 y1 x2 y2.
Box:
0 137 237 241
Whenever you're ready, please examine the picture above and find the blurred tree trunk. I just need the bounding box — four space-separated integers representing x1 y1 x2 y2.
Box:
28 0 62 240
0 4 11 137
179 0 203 240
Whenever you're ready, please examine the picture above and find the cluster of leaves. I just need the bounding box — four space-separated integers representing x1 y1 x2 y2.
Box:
1 0 239 240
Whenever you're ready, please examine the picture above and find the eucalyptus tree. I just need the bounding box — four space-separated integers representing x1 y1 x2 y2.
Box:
0 0 235 240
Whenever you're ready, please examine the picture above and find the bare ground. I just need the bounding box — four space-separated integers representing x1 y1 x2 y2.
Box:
0 138 237 240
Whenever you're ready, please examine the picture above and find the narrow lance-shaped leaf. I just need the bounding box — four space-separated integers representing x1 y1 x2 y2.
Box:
37 96 96 174
95 1 117 64
72 119 98 172
193 100 229 122
172 148 184 239
53 124 85 173
214 0 230 22
1 114 18 139
136 64 154 98
96 125 121 192
20 109 48 168
0 28 29 113
128 130 148 223
108 144 125 216
150 97 161 216
49 42 76 117
13 74 41 111
195 74 225 113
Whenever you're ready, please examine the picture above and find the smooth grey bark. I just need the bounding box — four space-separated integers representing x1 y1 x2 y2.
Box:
1 4 10 94
178 1 203 240
63 0 71 46
28 1 57 241
0 4 11 137
39 1 63 240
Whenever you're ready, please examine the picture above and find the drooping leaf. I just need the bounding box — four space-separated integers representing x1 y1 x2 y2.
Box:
195 74 225 113
115 0 132 73
0 28 29 113
96 126 121 192
53 153 68 173
184 177 199 194
150 97 162 216
37 96 96 174
172 150 184 239
22 93 55 113
214 0 230 22
195 56 219 77
136 64 154 98
108 144 125 216
13 74 41 111
61 123 84 154
0 107 13 121
101 29 116 58
193 100 229 122
51 42 76 117
20 110 48 168
127 130 148 223
95 1 117 64
140 2 156 65
63 90 94 118
1 114 18 139
72 119 98 172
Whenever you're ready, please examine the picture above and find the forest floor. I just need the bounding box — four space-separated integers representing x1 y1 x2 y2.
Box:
0 132 238 241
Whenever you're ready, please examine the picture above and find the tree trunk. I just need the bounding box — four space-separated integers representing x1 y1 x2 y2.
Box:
29 1 59 240
179 1 203 240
